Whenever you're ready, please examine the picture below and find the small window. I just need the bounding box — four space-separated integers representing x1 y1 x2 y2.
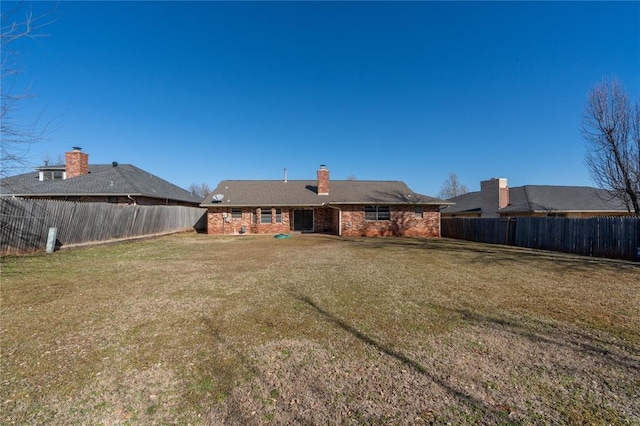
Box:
108 196 118 204
39 170 64 181
365 206 390 221
231 208 242 219
253 209 258 224
260 208 272 224
414 206 423 219
275 208 282 223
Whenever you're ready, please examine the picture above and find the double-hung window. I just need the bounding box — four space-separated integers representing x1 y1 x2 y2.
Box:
365 206 390 221
260 208 272 224
414 206 423 218
275 208 282 223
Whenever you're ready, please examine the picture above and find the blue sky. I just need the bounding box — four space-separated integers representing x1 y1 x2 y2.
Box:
4 1 639 196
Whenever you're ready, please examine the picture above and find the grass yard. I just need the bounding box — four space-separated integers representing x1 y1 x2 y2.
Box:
1 233 639 425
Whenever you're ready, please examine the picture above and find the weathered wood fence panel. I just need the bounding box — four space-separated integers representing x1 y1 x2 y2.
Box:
0 198 207 255
441 217 639 261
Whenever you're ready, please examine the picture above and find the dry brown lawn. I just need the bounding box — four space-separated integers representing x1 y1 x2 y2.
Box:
1 233 638 425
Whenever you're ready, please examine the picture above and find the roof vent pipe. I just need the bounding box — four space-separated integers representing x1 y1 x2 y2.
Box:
112 161 118 167
284 168 287 182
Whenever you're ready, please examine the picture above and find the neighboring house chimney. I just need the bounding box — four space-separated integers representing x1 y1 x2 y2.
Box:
317 165 329 195
480 178 509 217
65 147 89 179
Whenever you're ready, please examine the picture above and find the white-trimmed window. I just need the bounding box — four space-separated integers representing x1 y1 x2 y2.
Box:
39 170 64 181
275 208 282 223
365 205 390 221
260 208 272 224
231 208 242 219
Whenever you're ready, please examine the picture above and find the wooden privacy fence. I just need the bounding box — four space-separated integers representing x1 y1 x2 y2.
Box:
0 198 207 255
441 217 640 261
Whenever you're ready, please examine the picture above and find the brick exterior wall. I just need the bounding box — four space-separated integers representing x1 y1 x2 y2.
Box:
314 207 333 233
207 205 441 237
317 166 329 195
207 207 291 235
65 150 89 179
340 205 440 237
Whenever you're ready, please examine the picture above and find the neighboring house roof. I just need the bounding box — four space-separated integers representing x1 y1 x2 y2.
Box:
443 185 630 215
202 180 450 207
1 164 203 204
501 185 630 213
444 191 482 214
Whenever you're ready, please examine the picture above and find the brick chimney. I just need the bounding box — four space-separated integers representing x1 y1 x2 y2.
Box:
65 147 89 179
480 178 508 217
317 165 329 195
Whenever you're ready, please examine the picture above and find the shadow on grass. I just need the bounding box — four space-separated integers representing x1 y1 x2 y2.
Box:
297 294 515 423
337 236 640 273
447 307 640 370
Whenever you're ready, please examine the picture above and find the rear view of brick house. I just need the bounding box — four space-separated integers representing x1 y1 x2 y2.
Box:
201 165 452 237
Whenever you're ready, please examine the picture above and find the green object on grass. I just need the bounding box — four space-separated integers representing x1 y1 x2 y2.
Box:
274 234 291 239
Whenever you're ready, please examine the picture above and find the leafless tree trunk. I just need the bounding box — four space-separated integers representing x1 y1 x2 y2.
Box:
1 3 57 178
582 79 640 214
438 172 469 199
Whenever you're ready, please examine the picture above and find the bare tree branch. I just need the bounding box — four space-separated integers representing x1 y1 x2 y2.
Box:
582 78 640 214
439 172 469 199
1 3 59 178
189 182 212 199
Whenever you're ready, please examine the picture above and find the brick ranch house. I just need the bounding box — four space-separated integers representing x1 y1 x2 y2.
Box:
0 148 202 207
201 166 452 237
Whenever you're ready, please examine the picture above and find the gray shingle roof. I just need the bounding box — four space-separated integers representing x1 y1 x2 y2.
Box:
443 191 482 214
501 185 630 213
443 185 631 214
202 180 449 207
1 164 202 204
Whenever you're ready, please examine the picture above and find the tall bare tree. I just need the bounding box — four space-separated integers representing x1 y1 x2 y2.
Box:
438 172 469 199
1 3 57 178
189 182 212 199
582 78 640 214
